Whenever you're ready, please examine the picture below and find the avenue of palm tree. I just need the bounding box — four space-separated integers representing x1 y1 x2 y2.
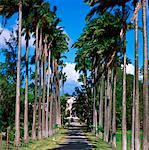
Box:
0 0 148 150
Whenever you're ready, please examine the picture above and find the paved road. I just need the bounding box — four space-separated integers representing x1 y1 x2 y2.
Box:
52 122 92 150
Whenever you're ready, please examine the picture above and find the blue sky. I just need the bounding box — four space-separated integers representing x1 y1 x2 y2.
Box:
49 0 90 63
48 0 149 94
0 0 148 94
48 0 149 66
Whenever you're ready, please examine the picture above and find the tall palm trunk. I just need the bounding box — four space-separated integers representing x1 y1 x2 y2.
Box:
99 75 104 138
142 0 149 149
42 35 47 138
134 11 140 150
62 78 64 96
104 78 108 141
131 77 135 150
122 3 127 150
103 67 112 142
15 0 22 146
106 67 112 142
131 3 138 149
52 59 57 133
24 30 29 143
112 64 117 148
122 51 127 150
57 74 61 126
109 68 113 143
32 24 39 140
53 63 57 134
45 36 50 138
83 69 90 124
93 67 97 135
38 27 42 140
49 68 54 136
53 90 57 134
92 57 97 135
55 59 61 126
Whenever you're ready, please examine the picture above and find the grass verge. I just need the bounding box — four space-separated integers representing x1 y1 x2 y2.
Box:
84 130 143 150
2 128 68 150
20 128 68 150
84 132 112 150
116 130 143 150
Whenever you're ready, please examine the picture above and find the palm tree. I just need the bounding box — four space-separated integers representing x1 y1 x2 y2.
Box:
30 1 52 139
131 76 135 150
121 3 127 149
38 26 42 140
15 0 22 146
62 72 67 96
73 12 122 143
49 59 54 136
92 57 98 134
122 49 127 150
84 1 130 148
51 28 69 127
134 5 140 149
42 34 47 138
142 0 148 149
22 1 34 142
46 39 51 138
23 26 29 144
112 62 117 148
0 0 26 146
104 66 112 142
32 23 39 140
98 75 104 138
55 59 61 126
22 0 42 143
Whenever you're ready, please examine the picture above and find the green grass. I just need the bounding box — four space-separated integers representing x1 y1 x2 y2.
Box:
20 128 67 150
2 140 6 149
116 130 143 150
84 132 112 150
84 130 143 150
2 128 68 150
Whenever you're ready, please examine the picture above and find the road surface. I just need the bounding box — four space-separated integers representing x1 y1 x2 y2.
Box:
52 122 92 150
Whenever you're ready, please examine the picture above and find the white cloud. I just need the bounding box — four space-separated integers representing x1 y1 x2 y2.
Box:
63 62 79 82
22 32 35 48
61 62 81 95
126 64 134 75
0 24 35 48
122 64 143 80
0 28 11 48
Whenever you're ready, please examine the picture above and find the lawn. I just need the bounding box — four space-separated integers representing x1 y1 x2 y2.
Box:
84 130 143 150
116 130 143 150
1 128 68 150
84 132 112 150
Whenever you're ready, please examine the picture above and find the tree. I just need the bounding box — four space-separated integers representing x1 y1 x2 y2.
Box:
51 27 69 127
112 61 117 148
73 10 122 143
62 72 67 96
46 38 51 137
98 74 104 138
0 0 69 146
15 0 22 146
142 0 149 149
134 3 140 149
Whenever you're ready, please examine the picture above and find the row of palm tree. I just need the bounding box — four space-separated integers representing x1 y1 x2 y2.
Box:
0 0 68 147
73 0 148 149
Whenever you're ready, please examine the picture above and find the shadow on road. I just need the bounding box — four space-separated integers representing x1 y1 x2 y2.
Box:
49 123 95 150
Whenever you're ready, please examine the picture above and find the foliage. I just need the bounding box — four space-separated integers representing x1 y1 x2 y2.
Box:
60 94 70 125
73 67 143 130
0 74 15 132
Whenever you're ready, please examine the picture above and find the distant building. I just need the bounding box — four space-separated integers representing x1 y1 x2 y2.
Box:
65 97 78 121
